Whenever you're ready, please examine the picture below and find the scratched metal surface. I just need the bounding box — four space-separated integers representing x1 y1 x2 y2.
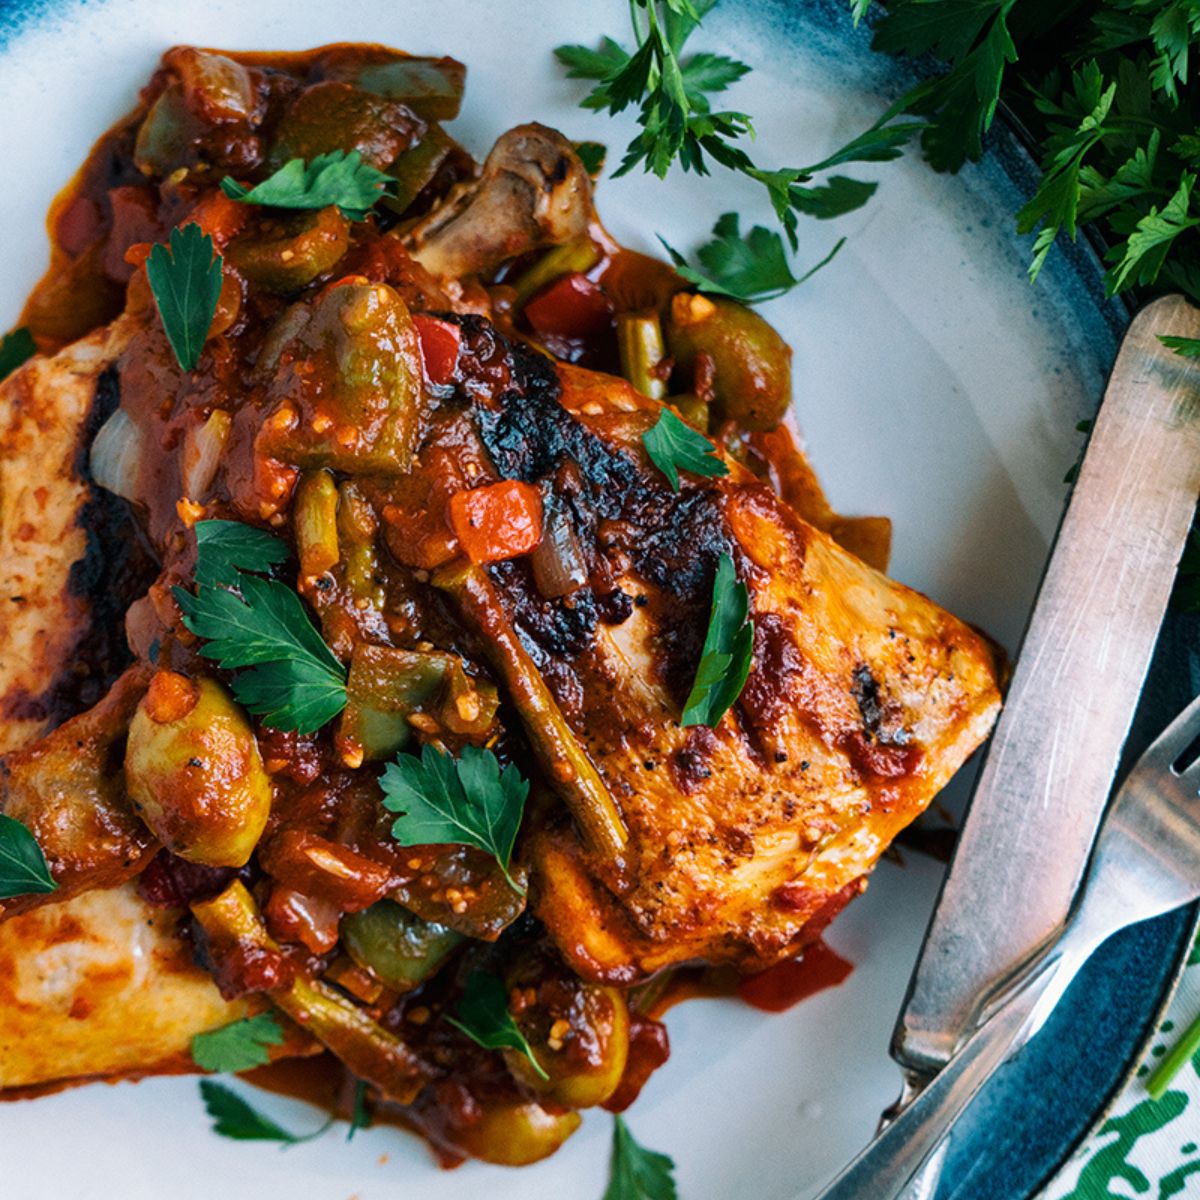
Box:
896 296 1200 1077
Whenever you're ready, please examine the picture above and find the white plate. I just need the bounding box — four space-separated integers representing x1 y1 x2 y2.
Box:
0 2 1117 1197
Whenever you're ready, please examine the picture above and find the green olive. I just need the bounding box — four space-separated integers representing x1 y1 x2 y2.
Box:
666 292 793 431
340 899 463 991
449 1101 581 1166
321 52 466 121
504 972 630 1108
225 206 351 294
269 81 420 171
125 672 270 867
258 281 425 474
134 82 200 177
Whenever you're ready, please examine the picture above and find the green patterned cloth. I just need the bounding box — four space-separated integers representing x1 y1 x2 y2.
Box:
1043 935 1200 1199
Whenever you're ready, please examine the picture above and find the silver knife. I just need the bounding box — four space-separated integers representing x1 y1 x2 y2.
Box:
890 295 1200 1098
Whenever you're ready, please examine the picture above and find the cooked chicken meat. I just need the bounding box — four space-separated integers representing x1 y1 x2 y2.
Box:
0 42 1002 1166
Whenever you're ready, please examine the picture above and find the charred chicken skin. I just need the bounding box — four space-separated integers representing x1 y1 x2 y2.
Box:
0 43 1001 1165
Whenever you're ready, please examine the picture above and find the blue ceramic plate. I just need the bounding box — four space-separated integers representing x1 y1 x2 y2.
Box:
0 1 1192 1197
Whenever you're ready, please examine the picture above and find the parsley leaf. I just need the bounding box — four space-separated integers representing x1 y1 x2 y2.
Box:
221 151 395 221
555 2 879 247
0 813 57 901
200 1079 333 1144
574 140 608 175
1159 334 1200 357
0 327 36 381
681 552 754 728
1106 171 1200 293
380 743 529 892
642 408 729 490
445 970 548 1080
191 1013 285 1074
145 223 224 373
799 122 924 173
872 0 1019 173
661 212 844 302
193 518 291 589
681 51 751 95
604 1115 678 1200
346 1080 372 1142
1016 64 1118 281
173 520 347 734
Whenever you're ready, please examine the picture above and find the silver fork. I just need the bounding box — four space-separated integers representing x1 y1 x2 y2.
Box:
815 691 1200 1200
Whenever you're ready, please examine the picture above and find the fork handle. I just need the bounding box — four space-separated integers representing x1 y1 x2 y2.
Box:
815 955 1065 1200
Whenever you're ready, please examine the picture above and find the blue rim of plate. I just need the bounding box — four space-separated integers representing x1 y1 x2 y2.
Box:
768 2 1200 1196
0 0 1195 1195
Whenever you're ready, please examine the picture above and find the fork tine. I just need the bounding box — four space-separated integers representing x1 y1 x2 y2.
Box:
1134 692 1200 778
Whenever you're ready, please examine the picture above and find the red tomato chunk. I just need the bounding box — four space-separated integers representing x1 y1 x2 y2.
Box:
524 273 613 341
413 313 462 386
448 480 543 564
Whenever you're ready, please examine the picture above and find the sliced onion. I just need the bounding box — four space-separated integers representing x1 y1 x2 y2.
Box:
88 407 144 503
181 409 232 500
531 503 587 598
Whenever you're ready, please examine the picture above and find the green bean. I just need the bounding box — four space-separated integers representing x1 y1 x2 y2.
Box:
191 881 431 1103
617 311 668 400
336 481 385 612
432 561 628 862
511 237 602 309
294 469 340 581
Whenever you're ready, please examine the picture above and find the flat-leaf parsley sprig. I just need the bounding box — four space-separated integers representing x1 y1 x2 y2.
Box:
445 970 548 1080
641 407 729 490
191 1013 286 1074
0 813 57 901
145 223 224 373
380 743 529 893
221 150 396 222
661 212 846 303
681 552 755 728
604 1114 679 1200
200 1079 335 1145
173 519 348 734
555 0 909 261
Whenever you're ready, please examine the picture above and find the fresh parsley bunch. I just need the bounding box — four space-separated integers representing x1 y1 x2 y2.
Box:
847 0 1200 622
854 0 1200 303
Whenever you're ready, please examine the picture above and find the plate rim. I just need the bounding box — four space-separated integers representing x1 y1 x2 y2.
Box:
0 1 1193 1195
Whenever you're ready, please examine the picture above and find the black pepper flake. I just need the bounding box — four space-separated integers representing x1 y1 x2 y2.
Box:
800 760 810 771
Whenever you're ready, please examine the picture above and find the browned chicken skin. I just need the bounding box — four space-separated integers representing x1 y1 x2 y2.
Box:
403 351 1002 981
